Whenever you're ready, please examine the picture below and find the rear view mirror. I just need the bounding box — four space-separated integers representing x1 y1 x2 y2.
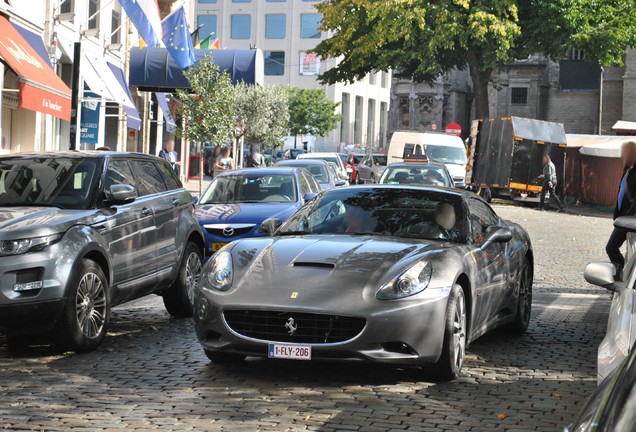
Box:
260 218 283 236
584 262 619 292
106 184 137 204
481 227 513 249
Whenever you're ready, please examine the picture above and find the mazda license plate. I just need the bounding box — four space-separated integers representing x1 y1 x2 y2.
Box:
211 242 227 252
268 343 312 360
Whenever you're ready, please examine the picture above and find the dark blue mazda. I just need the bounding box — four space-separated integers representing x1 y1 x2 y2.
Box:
195 167 321 255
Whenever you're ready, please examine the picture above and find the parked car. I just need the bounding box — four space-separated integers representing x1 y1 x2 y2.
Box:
379 162 454 188
356 153 388 184
283 148 305 160
195 168 321 255
327 162 349 187
346 153 365 183
194 185 533 380
388 131 468 187
275 159 346 191
565 340 636 432
0 152 205 352
297 152 348 180
584 216 636 382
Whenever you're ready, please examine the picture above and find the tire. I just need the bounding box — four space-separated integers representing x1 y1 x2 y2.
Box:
479 187 492 203
55 259 110 353
369 174 376 184
435 284 467 381
204 350 246 364
163 242 203 318
506 260 532 335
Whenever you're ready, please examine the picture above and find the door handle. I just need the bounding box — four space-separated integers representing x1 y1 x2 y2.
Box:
141 207 152 216
172 198 180 207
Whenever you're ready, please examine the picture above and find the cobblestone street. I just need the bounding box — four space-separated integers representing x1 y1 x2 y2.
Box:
0 204 615 431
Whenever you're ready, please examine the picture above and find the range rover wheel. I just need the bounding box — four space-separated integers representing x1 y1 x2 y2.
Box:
163 242 203 318
204 350 246 363
55 259 110 353
435 284 466 381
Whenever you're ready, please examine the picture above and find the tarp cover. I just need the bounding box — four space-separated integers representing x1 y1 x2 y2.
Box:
129 47 264 92
510 117 567 144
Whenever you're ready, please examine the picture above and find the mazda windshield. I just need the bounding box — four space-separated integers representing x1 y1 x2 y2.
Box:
200 173 298 204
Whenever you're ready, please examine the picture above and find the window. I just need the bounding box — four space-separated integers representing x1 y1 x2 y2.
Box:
264 51 285 76
130 160 167 196
379 102 387 147
467 198 498 243
104 159 136 193
400 97 409 127
265 14 286 39
110 10 121 45
155 161 182 190
60 0 73 14
367 99 376 146
197 15 217 40
88 0 99 31
510 87 528 105
369 72 376 85
354 96 363 144
198 0 217 2
381 71 389 88
267 0 286 2
300 14 322 39
340 92 350 143
232 0 251 2
568 48 586 61
231 15 251 39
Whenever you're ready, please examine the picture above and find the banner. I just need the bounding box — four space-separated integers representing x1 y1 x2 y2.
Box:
299 52 320 76
80 99 101 144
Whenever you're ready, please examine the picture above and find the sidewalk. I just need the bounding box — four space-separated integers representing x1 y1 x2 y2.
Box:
183 176 212 195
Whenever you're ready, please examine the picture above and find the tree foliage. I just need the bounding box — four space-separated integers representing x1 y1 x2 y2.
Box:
176 55 236 145
234 84 290 148
287 87 341 138
313 0 636 119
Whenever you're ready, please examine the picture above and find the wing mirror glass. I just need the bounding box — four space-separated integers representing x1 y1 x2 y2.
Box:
335 180 347 187
106 184 137 205
303 193 318 202
260 218 283 236
481 226 513 249
584 262 619 292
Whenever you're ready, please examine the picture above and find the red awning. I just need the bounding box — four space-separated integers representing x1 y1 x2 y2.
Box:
0 16 71 120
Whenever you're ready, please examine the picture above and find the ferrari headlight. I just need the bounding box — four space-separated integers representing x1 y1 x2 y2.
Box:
377 261 432 300
0 234 62 257
206 251 233 291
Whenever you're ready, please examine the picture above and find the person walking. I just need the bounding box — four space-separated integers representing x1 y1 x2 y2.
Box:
213 146 233 177
158 137 180 173
209 146 222 178
245 144 266 168
606 141 636 275
537 153 564 212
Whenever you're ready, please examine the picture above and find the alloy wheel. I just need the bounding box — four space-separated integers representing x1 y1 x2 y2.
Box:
75 272 106 339
185 251 202 304
518 266 532 324
453 292 467 371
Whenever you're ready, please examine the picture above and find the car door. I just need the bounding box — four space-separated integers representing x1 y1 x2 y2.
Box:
467 197 508 327
97 158 157 304
129 159 175 289
358 155 371 183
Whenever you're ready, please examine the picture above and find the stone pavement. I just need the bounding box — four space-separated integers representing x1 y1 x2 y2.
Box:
0 205 615 431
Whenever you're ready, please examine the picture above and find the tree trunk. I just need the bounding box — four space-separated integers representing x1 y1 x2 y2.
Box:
467 50 492 120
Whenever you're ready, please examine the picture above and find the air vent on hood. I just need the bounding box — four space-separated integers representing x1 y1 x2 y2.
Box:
293 261 336 269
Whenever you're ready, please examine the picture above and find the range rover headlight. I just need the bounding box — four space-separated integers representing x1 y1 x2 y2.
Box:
206 251 233 291
0 234 62 257
377 261 432 300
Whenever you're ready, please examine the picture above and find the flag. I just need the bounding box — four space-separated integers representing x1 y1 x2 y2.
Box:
118 0 162 47
195 36 220 50
162 6 196 70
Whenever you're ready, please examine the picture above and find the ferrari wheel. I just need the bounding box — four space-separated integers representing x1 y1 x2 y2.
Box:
204 350 246 364
507 260 532 335
436 284 466 381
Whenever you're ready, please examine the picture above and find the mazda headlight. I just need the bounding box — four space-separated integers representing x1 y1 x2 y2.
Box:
377 261 432 300
0 234 62 257
206 251 233 291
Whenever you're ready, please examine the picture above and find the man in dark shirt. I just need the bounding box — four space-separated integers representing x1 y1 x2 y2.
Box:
245 144 266 168
538 154 564 212
606 141 636 274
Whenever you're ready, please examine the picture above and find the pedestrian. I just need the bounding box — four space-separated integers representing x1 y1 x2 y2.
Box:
209 145 222 178
159 137 180 173
213 146 233 176
606 141 636 275
245 143 266 168
537 153 564 212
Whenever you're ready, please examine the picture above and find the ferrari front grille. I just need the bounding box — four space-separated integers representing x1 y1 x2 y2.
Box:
223 310 366 344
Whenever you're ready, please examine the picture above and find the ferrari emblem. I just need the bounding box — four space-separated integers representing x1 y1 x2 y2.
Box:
285 317 298 335
291 292 298 299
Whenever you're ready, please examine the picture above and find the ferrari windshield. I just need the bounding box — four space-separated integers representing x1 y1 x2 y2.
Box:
0 157 100 210
278 187 467 242
200 173 298 204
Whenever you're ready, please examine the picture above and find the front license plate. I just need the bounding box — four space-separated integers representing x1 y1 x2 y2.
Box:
211 242 227 252
268 343 312 360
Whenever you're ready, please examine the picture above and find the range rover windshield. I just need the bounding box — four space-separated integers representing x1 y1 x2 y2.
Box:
0 158 100 210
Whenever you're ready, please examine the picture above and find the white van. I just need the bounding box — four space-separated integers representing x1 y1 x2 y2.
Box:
386 131 467 187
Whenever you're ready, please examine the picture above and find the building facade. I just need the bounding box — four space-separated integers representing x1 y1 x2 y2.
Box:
194 0 392 150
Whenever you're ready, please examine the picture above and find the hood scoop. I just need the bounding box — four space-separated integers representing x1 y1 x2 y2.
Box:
293 261 336 269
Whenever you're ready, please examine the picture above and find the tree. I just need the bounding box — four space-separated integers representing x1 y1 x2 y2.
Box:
176 54 236 145
313 0 636 120
287 87 341 147
234 84 289 148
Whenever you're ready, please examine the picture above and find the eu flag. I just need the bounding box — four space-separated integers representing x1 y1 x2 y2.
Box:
162 6 196 70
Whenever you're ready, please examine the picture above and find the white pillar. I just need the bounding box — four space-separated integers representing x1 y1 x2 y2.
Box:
0 63 4 151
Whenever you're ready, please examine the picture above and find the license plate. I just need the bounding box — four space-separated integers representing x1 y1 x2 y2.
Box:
268 343 312 360
212 242 227 252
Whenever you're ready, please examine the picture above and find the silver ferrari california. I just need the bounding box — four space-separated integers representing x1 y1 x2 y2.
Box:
193 186 533 380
